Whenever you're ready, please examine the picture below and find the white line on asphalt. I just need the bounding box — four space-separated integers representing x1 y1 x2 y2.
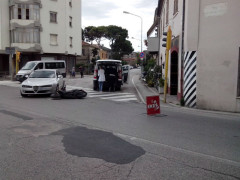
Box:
89 93 132 98
113 98 138 102
132 75 145 103
101 95 136 99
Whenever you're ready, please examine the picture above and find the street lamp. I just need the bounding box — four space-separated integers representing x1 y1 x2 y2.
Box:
123 11 143 53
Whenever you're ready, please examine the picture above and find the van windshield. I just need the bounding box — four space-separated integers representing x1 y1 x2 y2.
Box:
21 62 37 70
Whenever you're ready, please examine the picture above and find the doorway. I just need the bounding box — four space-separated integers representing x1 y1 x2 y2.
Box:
170 51 178 95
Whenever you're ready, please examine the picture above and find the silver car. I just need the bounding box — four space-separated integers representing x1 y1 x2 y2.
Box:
20 69 65 97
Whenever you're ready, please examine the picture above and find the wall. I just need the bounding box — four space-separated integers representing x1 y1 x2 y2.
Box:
0 0 10 50
196 0 240 112
40 0 81 56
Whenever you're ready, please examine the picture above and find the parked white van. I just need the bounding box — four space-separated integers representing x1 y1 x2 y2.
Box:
16 60 66 82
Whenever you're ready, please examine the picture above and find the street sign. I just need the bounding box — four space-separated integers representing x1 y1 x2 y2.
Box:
146 96 160 115
5 47 15 54
140 52 144 58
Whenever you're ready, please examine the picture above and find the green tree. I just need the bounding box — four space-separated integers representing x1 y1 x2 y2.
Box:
111 38 134 60
92 26 107 46
82 28 85 41
83 25 134 60
105 25 128 47
83 26 95 43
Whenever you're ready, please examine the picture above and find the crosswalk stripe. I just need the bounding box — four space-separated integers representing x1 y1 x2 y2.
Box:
113 98 138 102
89 93 132 98
101 95 136 99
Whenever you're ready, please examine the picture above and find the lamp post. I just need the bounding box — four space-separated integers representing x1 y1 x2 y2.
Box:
123 11 143 53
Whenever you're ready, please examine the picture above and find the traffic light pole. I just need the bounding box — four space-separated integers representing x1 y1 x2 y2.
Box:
164 49 169 103
16 51 20 74
163 26 172 103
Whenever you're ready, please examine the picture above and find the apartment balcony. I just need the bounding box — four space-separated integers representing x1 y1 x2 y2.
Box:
147 37 159 54
11 43 42 52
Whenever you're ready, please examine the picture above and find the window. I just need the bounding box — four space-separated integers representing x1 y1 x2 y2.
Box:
69 0 72 7
50 34 58 45
82 49 85 56
18 5 22 19
69 16 72 27
45 62 65 69
26 5 30 19
50 12 57 23
10 4 40 20
34 63 43 70
10 6 14 20
174 0 178 15
11 28 40 43
33 5 40 20
166 0 169 25
69 37 73 47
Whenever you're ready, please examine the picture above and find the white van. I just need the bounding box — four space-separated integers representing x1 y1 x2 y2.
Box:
16 60 66 82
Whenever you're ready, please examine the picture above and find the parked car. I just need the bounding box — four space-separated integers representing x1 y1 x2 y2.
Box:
93 59 123 91
20 69 65 97
16 60 66 82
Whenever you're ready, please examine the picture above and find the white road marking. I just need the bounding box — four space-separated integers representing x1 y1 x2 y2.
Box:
101 95 136 99
132 75 145 103
113 98 138 102
89 93 132 98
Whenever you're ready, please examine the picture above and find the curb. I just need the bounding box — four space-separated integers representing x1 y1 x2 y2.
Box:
141 80 240 117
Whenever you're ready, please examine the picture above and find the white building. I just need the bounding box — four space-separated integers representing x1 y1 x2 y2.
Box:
0 0 82 74
147 0 240 112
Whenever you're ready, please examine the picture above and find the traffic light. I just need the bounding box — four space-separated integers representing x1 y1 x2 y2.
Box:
162 32 168 48
16 51 21 62
162 26 172 51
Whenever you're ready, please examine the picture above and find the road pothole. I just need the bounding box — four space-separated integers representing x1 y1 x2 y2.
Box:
52 126 146 164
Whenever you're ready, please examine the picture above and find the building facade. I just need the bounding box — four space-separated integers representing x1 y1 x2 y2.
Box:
0 0 82 75
122 53 138 66
147 0 240 112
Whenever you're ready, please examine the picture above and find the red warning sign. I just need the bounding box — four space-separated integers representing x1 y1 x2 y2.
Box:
146 96 160 115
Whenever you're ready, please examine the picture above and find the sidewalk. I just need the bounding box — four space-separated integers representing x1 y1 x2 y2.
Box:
143 82 180 107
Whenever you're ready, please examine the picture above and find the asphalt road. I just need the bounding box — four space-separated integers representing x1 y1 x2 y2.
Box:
0 71 240 180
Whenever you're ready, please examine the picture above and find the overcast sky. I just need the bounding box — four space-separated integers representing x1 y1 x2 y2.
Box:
82 0 158 52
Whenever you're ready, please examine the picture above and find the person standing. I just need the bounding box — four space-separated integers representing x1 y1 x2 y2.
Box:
79 66 84 78
72 67 75 77
98 66 105 92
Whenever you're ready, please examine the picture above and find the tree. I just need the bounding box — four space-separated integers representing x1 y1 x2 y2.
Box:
105 25 128 47
82 28 85 41
92 26 107 46
83 26 95 43
83 26 107 46
92 48 98 57
111 38 134 60
83 25 134 60
91 48 99 64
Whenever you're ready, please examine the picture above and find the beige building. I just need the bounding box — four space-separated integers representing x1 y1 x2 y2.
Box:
0 0 82 74
147 0 240 112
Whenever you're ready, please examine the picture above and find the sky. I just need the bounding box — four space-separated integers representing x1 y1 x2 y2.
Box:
82 0 158 52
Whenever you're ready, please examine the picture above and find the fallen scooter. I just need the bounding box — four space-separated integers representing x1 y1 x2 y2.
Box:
51 89 87 99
